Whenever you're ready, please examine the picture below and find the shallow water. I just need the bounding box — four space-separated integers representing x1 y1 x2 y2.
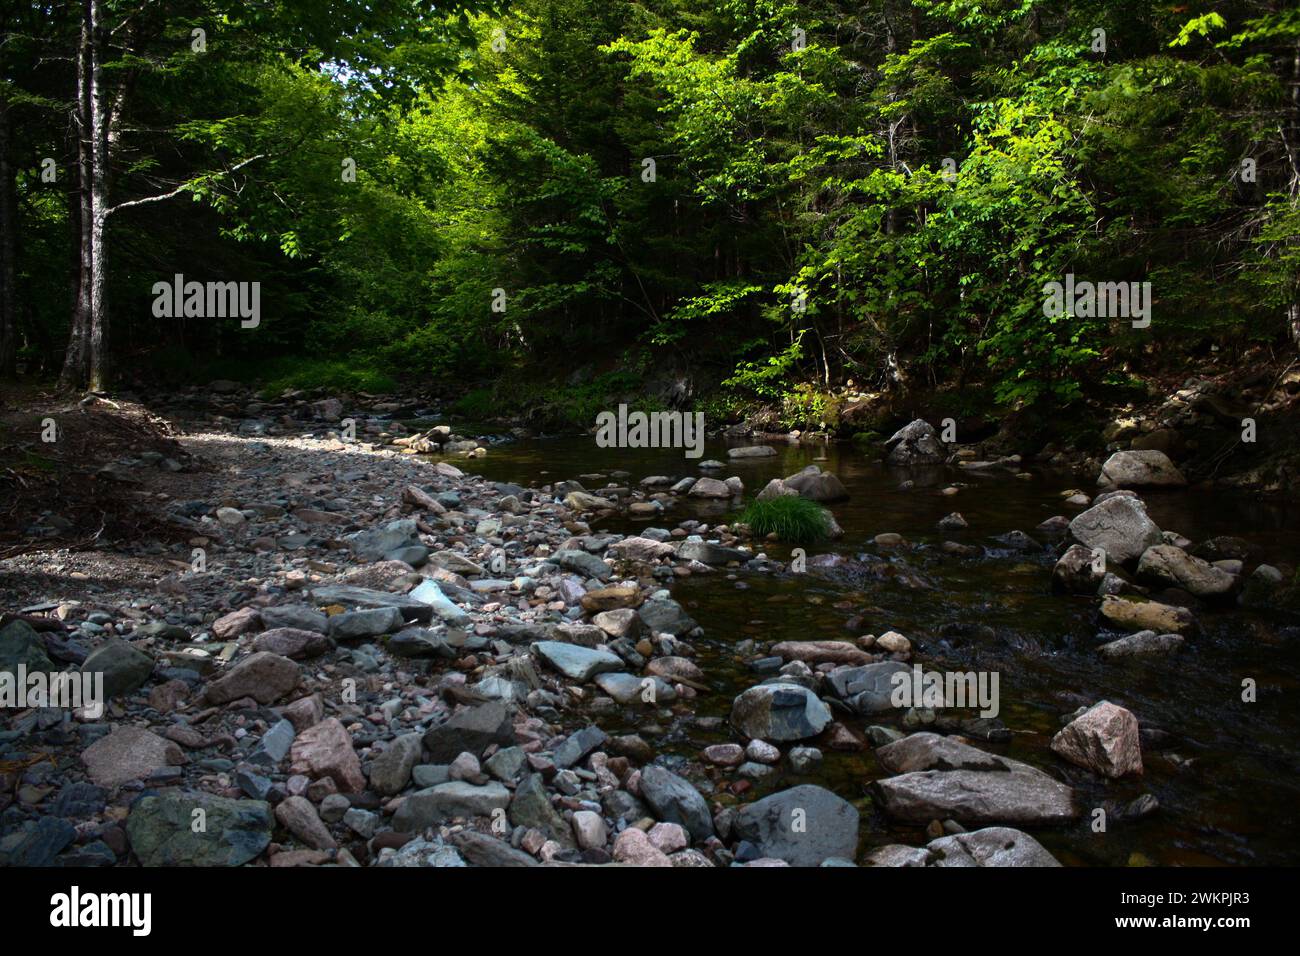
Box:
428 431 1300 866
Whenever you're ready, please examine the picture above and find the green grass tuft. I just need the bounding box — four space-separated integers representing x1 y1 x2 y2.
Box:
739 494 832 544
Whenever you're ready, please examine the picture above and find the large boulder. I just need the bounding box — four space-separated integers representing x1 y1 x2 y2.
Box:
1097 450 1186 490
127 792 273 866
872 734 1077 825
1069 495 1163 565
732 784 860 866
731 682 832 741
1136 545 1235 599
1050 701 1142 778
727 445 778 458
884 420 947 465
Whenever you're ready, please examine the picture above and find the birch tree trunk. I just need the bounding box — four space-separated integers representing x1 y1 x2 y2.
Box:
0 90 18 376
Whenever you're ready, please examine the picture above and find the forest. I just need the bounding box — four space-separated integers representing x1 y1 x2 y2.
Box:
2 0 1300 887
2 0 1297 429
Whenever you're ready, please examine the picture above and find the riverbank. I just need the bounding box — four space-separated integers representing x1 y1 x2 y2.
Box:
1 385 1297 867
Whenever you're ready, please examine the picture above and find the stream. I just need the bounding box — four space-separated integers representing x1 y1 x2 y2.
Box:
424 431 1300 866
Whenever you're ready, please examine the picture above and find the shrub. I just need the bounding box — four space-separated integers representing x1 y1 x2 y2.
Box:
739 495 832 544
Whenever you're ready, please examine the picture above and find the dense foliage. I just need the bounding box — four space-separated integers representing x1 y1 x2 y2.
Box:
3 1 1297 423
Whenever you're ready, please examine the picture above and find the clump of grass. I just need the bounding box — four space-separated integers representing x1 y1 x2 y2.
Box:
739 495 832 544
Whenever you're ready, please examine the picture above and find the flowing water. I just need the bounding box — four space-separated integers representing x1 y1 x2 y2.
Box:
425 430 1300 866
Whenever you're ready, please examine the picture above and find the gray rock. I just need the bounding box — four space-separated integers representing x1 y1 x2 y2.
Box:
204 652 300 705
369 732 423 795
327 607 405 641
249 719 295 767
253 627 332 660
885 420 947 465
1136 545 1235 599
872 735 1077 826
1097 450 1186 490
259 605 329 633
126 792 273 866
1069 495 1163 565
509 773 575 848
676 540 751 564
638 764 714 841
392 782 510 830
532 641 623 681
553 550 613 580
0 816 76 867
1097 630 1185 658
308 585 433 622
0 620 55 676
784 469 849 502
733 784 859 866
379 838 466 867
346 518 420 560
1052 543 1105 593
868 826 1060 867
422 700 515 762
731 682 832 741
80 638 154 698
484 746 527 782
594 672 677 704
554 725 609 769
451 829 539 867
637 597 698 636
826 661 913 714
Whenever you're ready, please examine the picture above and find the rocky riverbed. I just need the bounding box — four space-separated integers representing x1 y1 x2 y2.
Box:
1 389 1297 868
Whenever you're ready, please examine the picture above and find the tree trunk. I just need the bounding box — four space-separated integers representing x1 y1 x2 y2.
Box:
59 0 110 391
60 5 93 388
0 91 18 375
86 0 110 391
